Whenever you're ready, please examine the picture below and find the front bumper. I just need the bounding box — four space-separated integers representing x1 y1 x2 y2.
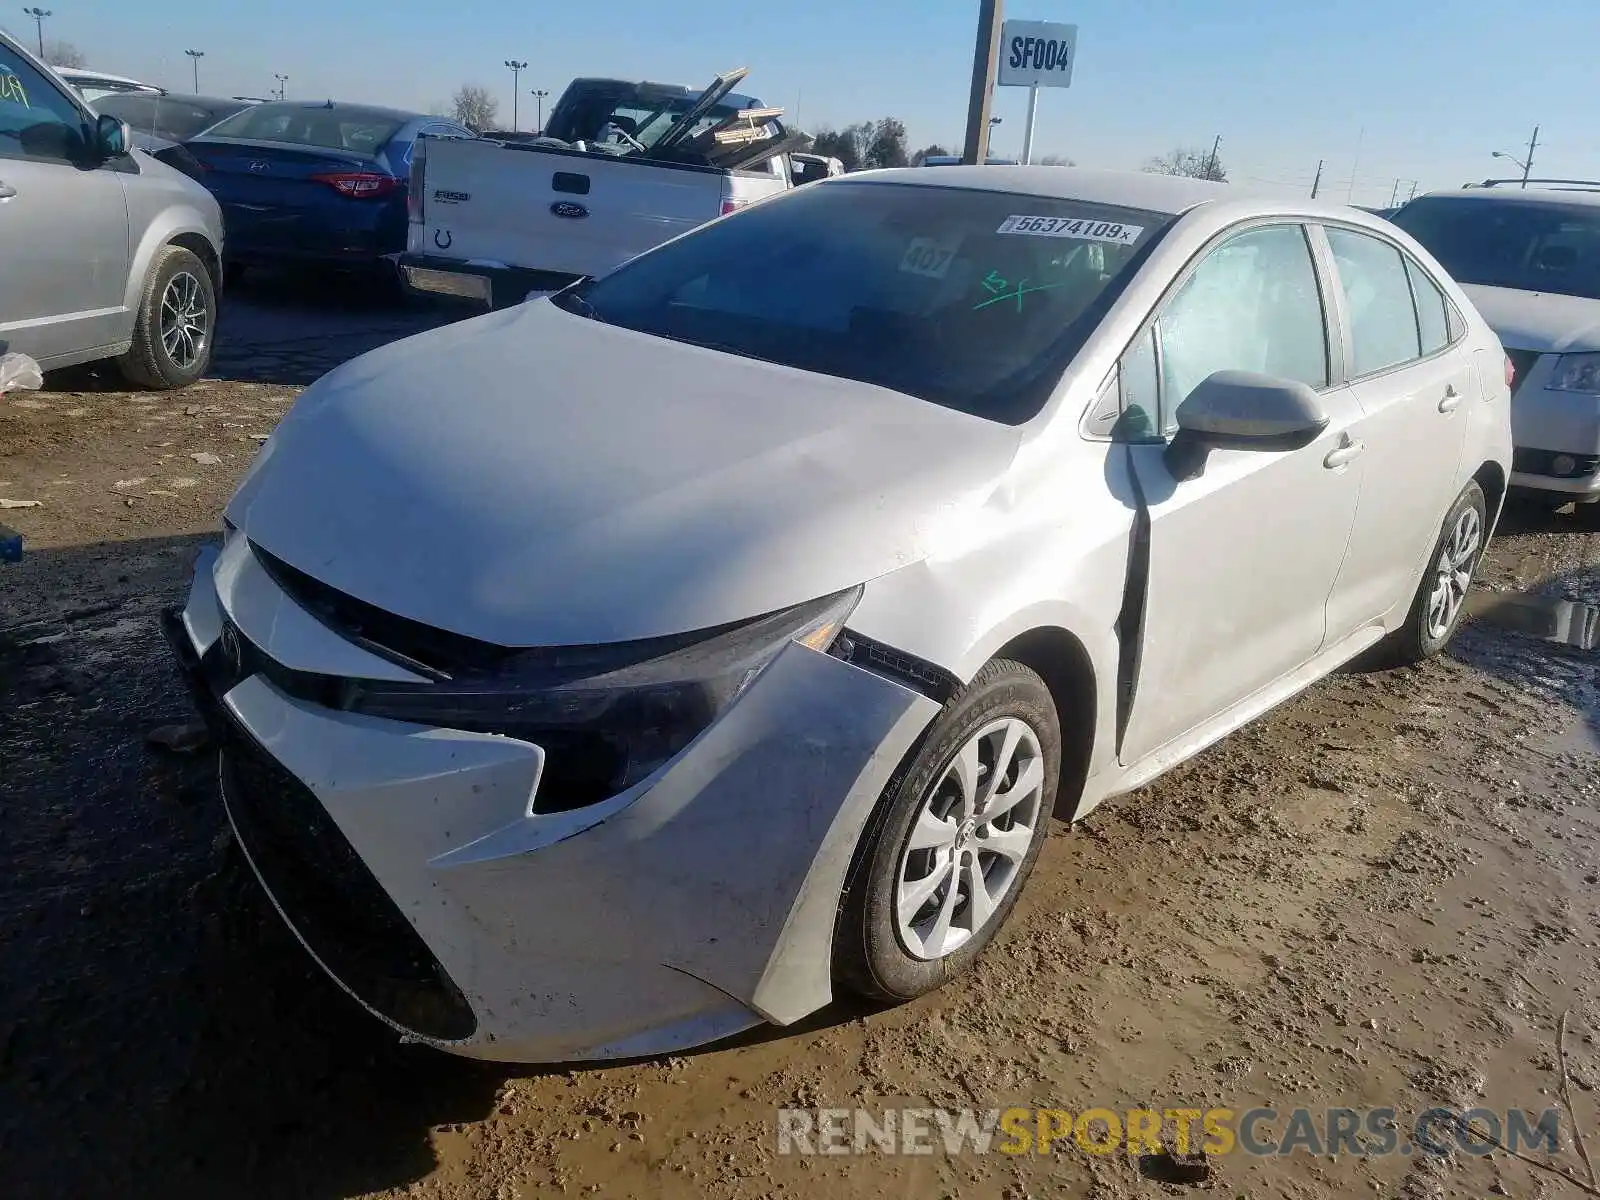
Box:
169 538 937 1062
1509 353 1600 499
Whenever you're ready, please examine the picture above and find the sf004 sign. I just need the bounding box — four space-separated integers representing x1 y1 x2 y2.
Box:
997 20 1079 89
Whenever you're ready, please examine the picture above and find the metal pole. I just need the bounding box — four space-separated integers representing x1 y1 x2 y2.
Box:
1407 181 1418 202
1389 179 1400 207
961 0 1004 165
1204 133 1221 180
185 49 203 92
504 61 526 132
1020 84 1040 165
530 89 548 134
1310 159 1323 198
1522 124 1539 188
22 8 50 59
1346 126 1364 203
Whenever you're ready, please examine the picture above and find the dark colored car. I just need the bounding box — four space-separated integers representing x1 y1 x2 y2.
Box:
184 100 473 277
92 91 253 180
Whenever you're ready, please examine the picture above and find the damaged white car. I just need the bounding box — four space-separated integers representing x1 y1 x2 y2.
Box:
167 167 1512 1062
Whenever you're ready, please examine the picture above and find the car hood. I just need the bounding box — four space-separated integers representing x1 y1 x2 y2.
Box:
228 300 1022 646
1460 283 1600 354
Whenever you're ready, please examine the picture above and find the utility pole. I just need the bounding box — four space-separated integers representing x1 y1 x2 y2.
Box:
961 0 1004 165
1204 133 1222 181
504 60 527 131
21 7 50 58
1310 159 1323 198
1407 181 1418 202
274 72 288 101
1389 179 1401 207
1521 124 1540 188
530 88 549 134
1347 126 1364 203
184 48 204 92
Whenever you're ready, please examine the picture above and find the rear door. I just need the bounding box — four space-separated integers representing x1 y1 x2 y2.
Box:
1316 224 1475 637
418 139 726 278
0 43 130 362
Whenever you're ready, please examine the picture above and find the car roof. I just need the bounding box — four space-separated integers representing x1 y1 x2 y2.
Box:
223 99 429 122
839 165 1259 217
56 66 159 87
1412 186 1600 208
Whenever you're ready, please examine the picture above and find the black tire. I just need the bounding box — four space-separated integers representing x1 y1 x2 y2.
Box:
835 658 1061 1003
1375 480 1488 667
116 245 217 390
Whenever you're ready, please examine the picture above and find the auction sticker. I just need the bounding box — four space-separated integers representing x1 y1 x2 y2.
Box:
899 235 962 280
997 215 1143 244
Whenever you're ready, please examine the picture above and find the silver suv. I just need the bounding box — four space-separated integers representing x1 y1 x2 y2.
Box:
1392 184 1600 509
0 32 224 389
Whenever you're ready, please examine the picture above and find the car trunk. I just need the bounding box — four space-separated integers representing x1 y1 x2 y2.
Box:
187 138 394 257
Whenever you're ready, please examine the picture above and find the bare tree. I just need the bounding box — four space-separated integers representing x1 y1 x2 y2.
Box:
1143 145 1227 182
911 143 951 166
450 85 499 134
1037 154 1075 166
44 40 85 68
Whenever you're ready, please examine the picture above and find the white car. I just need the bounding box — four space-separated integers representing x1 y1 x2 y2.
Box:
1391 185 1600 507
167 167 1512 1063
52 66 161 103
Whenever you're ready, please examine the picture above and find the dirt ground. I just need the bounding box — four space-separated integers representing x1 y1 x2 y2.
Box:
3 282 1599 1199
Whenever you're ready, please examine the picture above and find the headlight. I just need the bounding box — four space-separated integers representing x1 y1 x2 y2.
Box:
1547 352 1600 394
341 586 862 811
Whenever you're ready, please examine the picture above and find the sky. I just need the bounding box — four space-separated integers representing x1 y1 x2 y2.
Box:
4 0 1593 208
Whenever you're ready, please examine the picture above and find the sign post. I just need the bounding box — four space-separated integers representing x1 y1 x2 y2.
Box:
997 20 1078 164
961 0 1005 166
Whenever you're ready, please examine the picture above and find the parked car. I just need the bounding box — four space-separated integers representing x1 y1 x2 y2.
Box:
1391 184 1600 508
53 65 160 102
921 155 1020 166
92 91 253 180
167 166 1511 1063
182 100 473 280
1 33 224 387
400 68 802 307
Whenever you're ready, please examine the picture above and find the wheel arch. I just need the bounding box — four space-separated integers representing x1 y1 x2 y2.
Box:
991 626 1098 823
1472 458 1507 532
168 231 224 299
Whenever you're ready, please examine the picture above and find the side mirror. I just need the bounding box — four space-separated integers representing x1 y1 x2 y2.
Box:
1166 370 1328 479
94 113 131 159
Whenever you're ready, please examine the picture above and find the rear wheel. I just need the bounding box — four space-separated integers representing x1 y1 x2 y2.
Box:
117 246 216 390
1375 480 1487 666
835 659 1060 1003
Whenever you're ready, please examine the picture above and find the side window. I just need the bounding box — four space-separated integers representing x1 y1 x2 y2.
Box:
1326 227 1423 376
0 50 87 164
1404 255 1450 355
1154 224 1328 434
1116 326 1161 441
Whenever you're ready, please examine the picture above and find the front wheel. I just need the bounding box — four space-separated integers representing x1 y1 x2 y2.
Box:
116 246 216 390
1376 480 1488 666
835 658 1060 1003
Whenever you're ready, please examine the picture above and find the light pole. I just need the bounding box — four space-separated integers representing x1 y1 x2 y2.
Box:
184 48 204 92
504 60 527 131
1492 124 1540 188
530 88 549 134
21 7 50 58
274 72 288 101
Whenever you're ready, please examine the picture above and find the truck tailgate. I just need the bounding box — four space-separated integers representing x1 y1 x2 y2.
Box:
414 140 728 279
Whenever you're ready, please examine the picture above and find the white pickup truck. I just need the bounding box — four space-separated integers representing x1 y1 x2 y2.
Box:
400 69 811 308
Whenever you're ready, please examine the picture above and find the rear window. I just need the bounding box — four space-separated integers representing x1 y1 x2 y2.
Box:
95 94 242 141
1392 196 1600 301
203 105 403 155
566 182 1171 424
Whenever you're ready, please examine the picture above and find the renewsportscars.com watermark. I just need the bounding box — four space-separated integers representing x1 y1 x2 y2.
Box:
775 1106 1563 1158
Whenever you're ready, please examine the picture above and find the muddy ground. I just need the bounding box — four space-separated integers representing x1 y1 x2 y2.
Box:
3 281 1599 1199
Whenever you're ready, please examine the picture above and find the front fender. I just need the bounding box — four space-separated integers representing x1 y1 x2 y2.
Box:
123 189 224 309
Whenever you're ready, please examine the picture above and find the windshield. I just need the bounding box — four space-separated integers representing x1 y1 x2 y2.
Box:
202 105 404 154
95 93 244 141
1392 196 1600 301
566 182 1171 424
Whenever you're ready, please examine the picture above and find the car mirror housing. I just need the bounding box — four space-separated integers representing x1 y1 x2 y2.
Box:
1166 370 1329 479
94 113 132 159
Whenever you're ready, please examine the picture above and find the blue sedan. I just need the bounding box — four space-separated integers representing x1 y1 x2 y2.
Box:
185 101 473 277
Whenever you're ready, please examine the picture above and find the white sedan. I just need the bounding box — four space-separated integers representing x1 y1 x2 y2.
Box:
167 166 1512 1062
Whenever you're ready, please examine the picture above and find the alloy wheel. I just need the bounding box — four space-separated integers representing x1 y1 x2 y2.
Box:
895 717 1046 961
1425 504 1482 641
159 271 210 371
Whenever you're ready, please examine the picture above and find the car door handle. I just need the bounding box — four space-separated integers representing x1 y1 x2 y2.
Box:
1323 436 1366 470
0 181 16 200
1438 385 1464 413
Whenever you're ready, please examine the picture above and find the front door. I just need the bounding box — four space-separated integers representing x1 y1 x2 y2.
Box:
1117 222 1365 766
0 45 131 363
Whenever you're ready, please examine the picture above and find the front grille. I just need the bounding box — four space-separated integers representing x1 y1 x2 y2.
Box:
1512 448 1600 478
218 716 478 1041
1506 348 1542 395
